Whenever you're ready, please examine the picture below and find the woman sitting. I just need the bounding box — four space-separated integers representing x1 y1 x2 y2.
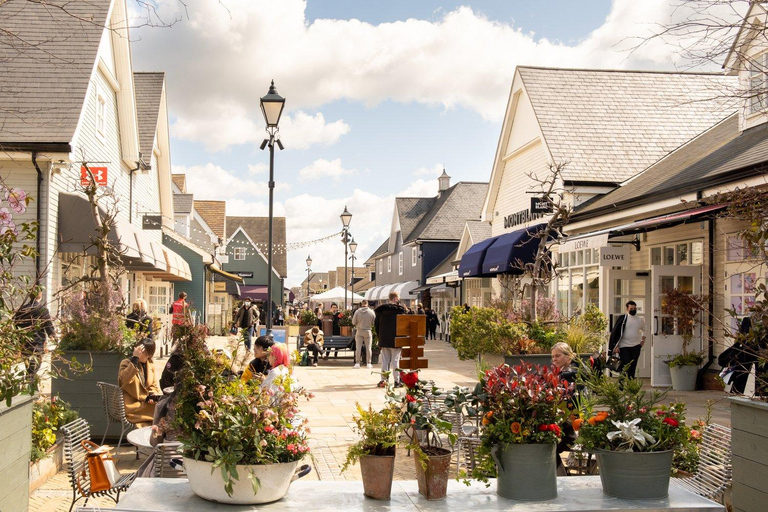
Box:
303 326 324 367
261 343 294 394
118 338 162 427
242 336 275 381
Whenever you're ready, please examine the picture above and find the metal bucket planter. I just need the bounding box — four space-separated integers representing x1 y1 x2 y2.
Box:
360 454 395 500
413 447 452 500
491 443 557 501
669 364 698 391
596 449 673 499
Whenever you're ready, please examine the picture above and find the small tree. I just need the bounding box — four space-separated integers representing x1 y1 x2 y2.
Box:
660 288 708 367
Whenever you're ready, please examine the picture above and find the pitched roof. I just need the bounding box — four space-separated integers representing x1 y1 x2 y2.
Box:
226 216 288 278
517 67 739 183
466 220 492 243
173 194 194 215
133 72 164 161
403 182 489 243
366 238 389 265
575 114 768 218
396 197 435 241
194 200 226 239
0 0 111 146
171 174 187 193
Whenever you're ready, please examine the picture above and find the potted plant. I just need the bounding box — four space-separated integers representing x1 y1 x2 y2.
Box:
574 373 693 499
339 309 353 336
341 403 400 500
471 362 570 501
284 316 300 337
387 370 455 500
298 309 318 338
172 326 313 504
660 288 707 391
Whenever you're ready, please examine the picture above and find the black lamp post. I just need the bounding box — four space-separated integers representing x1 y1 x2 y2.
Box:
259 80 285 337
305 255 312 302
349 238 358 305
340 206 352 310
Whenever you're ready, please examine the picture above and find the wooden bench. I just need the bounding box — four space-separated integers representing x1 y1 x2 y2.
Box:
298 336 355 359
677 423 732 503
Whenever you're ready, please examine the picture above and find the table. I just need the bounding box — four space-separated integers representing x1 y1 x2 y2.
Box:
126 426 154 454
110 477 725 512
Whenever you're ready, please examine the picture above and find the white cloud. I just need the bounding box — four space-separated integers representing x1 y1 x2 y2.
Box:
172 163 290 202
279 112 350 150
413 163 444 177
398 179 438 198
298 158 356 181
248 163 267 175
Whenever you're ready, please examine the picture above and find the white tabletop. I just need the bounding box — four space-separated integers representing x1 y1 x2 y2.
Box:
126 426 154 450
112 476 725 512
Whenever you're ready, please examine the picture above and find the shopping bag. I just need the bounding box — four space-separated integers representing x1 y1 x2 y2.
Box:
299 350 310 367
606 355 623 373
229 324 239 336
81 440 121 492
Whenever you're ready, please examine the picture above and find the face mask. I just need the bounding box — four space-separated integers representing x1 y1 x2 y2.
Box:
628 309 637 316
244 302 251 308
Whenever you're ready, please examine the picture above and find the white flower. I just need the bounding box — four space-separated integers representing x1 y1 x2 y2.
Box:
607 418 656 451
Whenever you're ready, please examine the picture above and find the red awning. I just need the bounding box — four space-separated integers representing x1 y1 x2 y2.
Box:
240 285 268 301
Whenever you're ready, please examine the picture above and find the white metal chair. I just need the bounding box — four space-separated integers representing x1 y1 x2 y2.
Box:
97 381 137 457
677 423 732 502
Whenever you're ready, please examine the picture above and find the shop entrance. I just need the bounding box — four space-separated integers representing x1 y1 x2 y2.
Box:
607 270 651 379
651 265 702 387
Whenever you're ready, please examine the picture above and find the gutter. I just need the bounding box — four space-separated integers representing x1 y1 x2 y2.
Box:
1 142 71 153
31 152 43 281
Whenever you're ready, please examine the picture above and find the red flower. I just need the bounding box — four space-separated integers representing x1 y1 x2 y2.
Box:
550 424 561 436
538 424 550 432
405 394 417 403
400 371 420 388
663 417 679 428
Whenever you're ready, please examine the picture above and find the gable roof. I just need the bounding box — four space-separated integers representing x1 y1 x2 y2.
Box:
194 200 226 239
171 174 187 193
403 182 488 243
225 216 287 279
0 0 111 148
173 194 194 215
517 67 739 183
396 197 435 241
465 219 492 243
133 72 164 161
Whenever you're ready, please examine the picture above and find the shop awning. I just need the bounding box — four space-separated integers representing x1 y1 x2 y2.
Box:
458 236 498 278
365 283 395 301
392 280 420 300
212 272 242 296
207 264 244 283
411 283 439 293
481 224 546 276
240 285 268 301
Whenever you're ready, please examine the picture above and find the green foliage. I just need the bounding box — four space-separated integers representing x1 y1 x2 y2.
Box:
298 309 317 326
660 288 708 367
449 307 537 359
341 403 399 472
339 310 353 327
527 322 566 352
30 396 78 463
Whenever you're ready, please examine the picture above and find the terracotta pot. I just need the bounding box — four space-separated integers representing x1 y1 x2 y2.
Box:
360 454 395 500
413 447 452 500
340 326 352 337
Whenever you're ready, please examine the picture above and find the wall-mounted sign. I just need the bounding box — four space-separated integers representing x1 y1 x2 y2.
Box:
142 215 162 230
599 245 631 267
80 166 108 186
213 282 226 292
530 197 553 215
502 208 544 229
235 271 254 278
562 234 609 253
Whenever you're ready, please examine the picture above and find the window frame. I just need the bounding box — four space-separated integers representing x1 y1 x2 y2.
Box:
233 247 246 261
398 252 403 275
411 246 418 266
387 255 391 272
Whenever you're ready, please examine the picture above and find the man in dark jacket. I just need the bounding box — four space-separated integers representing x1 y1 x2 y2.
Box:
14 291 56 375
374 291 407 388
608 300 646 379
234 299 260 352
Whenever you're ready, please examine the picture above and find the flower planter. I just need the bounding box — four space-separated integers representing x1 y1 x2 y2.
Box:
340 326 352 337
184 457 310 504
413 448 451 500
596 449 673 499
0 394 33 512
669 364 698 391
491 443 557 501
29 439 64 493
360 454 395 500
731 396 768 512
299 325 313 338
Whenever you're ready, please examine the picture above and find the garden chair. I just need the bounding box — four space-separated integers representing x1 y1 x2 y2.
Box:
151 442 186 478
60 418 136 512
97 381 137 458
677 423 732 503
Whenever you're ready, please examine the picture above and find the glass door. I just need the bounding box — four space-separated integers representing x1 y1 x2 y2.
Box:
651 265 702 387
607 270 651 379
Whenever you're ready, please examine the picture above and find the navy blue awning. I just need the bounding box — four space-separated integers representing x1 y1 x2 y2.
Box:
458 236 498 278
481 224 546 275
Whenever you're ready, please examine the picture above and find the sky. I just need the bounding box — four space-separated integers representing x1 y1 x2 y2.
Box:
128 0 730 289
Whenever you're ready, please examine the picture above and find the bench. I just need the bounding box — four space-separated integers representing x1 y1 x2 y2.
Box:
298 335 355 358
677 423 731 503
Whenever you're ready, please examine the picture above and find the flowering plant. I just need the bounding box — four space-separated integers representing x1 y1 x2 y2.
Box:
339 310 353 327
30 395 78 463
298 309 318 326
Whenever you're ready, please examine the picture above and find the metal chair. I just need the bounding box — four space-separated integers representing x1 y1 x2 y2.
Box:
677 423 732 502
151 442 186 478
97 381 137 456
60 418 136 512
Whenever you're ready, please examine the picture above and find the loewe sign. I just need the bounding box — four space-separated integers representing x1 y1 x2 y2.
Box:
599 246 630 267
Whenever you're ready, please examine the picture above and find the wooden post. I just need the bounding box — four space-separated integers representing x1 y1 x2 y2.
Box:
396 315 427 370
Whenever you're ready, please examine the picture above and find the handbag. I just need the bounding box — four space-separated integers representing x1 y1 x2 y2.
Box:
80 440 121 492
229 324 238 336
300 350 310 367
607 355 623 373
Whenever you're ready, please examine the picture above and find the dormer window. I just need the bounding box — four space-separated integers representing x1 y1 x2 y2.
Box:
234 247 246 260
749 52 768 114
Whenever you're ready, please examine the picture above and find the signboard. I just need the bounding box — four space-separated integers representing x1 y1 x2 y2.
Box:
599 245 631 267
562 234 608 253
259 327 286 343
80 166 108 186
142 215 162 230
503 208 544 229
213 282 226 292
530 197 553 215
235 271 253 278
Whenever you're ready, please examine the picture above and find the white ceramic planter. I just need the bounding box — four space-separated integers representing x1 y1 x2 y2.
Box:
184 457 309 504
669 364 698 391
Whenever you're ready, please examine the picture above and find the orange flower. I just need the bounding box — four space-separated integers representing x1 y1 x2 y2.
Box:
587 411 610 426
510 421 522 434
482 411 494 426
572 418 583 431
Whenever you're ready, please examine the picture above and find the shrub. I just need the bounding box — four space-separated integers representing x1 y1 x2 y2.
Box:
31 396 78 463
298 309 317 326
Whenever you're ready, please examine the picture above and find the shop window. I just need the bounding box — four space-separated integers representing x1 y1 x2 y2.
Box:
234 247 246 260
412 247 417 266
148 285 170 315
554 248 599 318
650 240 703 266
750 52 768 114
398 253 403 275
387 256 391 272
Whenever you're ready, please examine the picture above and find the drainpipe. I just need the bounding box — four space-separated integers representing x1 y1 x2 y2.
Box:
31 152 43 281
697 217 716 388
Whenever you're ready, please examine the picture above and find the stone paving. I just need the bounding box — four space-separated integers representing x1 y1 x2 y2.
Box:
28 334 734 511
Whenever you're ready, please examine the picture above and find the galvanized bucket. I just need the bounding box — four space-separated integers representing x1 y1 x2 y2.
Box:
491 443 558 501
360 454 395 500
596 449 673 499
414 448 452 500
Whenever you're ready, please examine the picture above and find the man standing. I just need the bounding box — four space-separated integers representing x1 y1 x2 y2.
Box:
609 300 646 379
14 290 56 375
352 299 376 369
234 299 260 352
324 302 343 359
171 292 191 340
374 291 406 388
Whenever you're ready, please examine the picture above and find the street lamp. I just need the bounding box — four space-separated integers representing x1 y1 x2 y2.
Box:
260 80 285 337
340 206 353 310
349 238 358 305
305 255 312 302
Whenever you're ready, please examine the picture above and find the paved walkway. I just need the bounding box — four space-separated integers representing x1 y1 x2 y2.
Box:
28 334 734 511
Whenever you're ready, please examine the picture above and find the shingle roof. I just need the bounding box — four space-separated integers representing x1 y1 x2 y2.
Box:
575 114 768 218
133 72 164 161
466 220 492 243
173 194 194 215
404 182 489 243
194 200 226 238
171 174 186 193
517 67 739 183
0 0 110 146
226 216 288 278
396 197 435 241
366 238 389 264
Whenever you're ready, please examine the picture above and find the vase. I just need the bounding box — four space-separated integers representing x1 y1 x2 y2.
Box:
413 447 451 500
669 364 698 391
491 443 557 501
360 454 395 500
184 457 310 504
596 449 673 499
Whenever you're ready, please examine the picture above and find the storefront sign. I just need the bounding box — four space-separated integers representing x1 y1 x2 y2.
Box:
562 234 608 253
80 166 108 186
530 197 553 215
599 245 631 266
502 208 544 229
142 215 162 230
235 271 253 278
214 282 226 292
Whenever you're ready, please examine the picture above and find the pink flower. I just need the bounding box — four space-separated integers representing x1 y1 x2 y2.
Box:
5 188 27 214
0 208 12 225
639 407 647 414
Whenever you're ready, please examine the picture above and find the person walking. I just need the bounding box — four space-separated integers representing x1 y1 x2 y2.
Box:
352 300 376 369
609 300 646 379
374 291 406 388
425 307 440 340
14 290 56 375
234 299 260 352
171 292 191 340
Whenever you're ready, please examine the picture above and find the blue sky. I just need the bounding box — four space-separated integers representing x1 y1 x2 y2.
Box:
131 0 686 287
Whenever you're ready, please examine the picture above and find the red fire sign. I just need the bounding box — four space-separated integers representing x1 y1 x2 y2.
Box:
80 166 108 186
